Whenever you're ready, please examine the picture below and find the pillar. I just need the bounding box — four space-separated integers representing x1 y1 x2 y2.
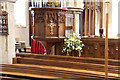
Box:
85 0 88 36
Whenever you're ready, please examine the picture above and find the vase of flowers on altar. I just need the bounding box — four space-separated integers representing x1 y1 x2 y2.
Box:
62 33 84 57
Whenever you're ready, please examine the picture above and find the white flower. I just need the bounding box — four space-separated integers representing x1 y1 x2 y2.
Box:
69 38 75 41
62 33 83 54
64 39 67 41
80 41 82 43
78 36 81 39
72 46 75 49
63 49 66 51
73 33 76 36
82 44 85 46
67 45 69 47
77 46 82 50
80 47 82 50
67 41 69 43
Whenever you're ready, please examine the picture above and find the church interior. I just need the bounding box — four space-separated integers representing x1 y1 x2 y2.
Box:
0 0 120 80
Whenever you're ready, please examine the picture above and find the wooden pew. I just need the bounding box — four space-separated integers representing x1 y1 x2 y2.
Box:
16 53 120 66
1 53 119 80
0 64 118 80
13 57 119 74
16 53 119 75
0 75 30 80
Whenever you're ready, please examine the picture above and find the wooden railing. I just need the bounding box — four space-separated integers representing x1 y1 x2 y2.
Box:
81 38 119 59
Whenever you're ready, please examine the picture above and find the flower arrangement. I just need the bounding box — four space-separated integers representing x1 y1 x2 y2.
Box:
62 33 84 57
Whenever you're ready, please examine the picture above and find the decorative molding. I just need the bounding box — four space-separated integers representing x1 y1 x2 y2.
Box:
0 0 17 3
48 20 56 35
47 12 58 23
59 15 64 23
46 12 58 35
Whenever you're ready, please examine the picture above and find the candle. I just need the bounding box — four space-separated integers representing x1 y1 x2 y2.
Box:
106 0 110 13
3 2 6 10
36 0 38 7
31 0 34 7
39 0 42 7
34 0 37 7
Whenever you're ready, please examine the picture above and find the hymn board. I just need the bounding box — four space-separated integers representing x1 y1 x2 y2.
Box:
31 8 67 55
0 11 8 35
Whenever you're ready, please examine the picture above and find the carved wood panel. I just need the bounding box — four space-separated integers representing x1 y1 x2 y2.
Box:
34 10 45 37
59 14 65 23
81 38 118 59
32 8 66 55
58 13 65 37
46 11 58 37
35 11 45 23
32 8 66 38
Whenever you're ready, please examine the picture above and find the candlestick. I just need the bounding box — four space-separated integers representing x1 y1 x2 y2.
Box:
106 0 110 13
31 0 34 7
105 0 110 79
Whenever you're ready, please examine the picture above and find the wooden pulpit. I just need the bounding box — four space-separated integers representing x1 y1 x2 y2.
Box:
31 8 67 55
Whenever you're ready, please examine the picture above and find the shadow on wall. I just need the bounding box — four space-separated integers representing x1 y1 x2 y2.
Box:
15 25 29 47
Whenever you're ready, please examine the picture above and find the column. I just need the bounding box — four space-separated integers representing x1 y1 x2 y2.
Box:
85 0 88 36
92 0 95 35
100 1 103 28
89 0 92 36
73 11 76 33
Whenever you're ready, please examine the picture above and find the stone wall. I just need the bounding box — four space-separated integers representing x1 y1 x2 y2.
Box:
14 0 29 47
15 26 29 47
0 1 16 64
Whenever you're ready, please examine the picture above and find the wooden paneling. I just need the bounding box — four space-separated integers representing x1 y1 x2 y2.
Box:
34 10 45 37
45 11 58 37
81 38 119 59
31 8 67 54
32 8 66 38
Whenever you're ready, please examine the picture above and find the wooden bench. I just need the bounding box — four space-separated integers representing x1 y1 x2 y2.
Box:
13 57 119 74
16 53 120 66
1 64 118 80
16 53 119 76
0 75 30 80
1 53 119 80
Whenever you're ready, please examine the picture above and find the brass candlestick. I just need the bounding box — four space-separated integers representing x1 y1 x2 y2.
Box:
105 0 110 79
